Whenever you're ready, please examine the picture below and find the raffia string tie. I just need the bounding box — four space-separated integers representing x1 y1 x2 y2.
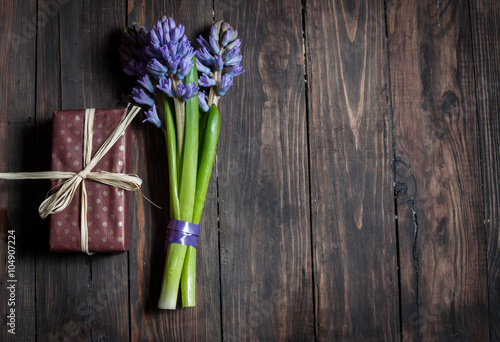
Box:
77 169 89 179
0 104 143 254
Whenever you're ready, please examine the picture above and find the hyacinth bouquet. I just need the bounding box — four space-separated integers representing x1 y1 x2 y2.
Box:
120 17 244 309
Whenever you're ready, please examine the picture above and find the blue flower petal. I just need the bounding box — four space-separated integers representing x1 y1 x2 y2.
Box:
149 28 160 46
182 82 198 101
196 48 215 66
143 104 162 128
171 26 185 44
209 35 220 54
195 58 212 75
132 87 155 106
124 60 146 77
210 24 219 41
221 29 233 47
198 91 209 112
157 77 174 97
224 54 242 67
146 58 169 78
177 58 193 80
167 55 182 74
137 74 156 93
214 54 224 71
225 63 245 78
175 83 186 98
199 74 216 87
226 38 241 51
196 35 211 52
166 17 176 32
217 75 233 96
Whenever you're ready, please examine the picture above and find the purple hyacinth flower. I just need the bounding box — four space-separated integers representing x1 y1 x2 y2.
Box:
223 45 239 60
217 75 233 96
221 29 233 47
209 35 220 54
224 47 242 66
182 82 198 101
143 105 162 128
214 54 224 71
226 38 241 51
198 91 209 112
196 48 215 66
194 20 243 100
166 17 176 32
171 26 185 44
225 63 245 78
149 28 160 46
160 44 171 61
210 24 219 40
155 20 165 45
167 55 182 74
146 58 169 78
157 77 174 97
120 23 150 76
196 35 212 52
177 40 194 59
199 73 217 87
195 58 212 75
177 58 194 80
169 41 180 58
148 16 194 71
225 54 242 66
123 59 146 77
144 44 161 59
132 87 155 107
137 74 155 93
230 30 239 42
174 83 186 98
221 22 231 32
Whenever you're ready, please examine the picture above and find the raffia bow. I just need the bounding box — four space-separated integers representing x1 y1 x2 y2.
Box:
0 104 142 254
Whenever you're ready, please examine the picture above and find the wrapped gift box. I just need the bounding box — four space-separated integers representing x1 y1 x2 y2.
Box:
49 108 131 252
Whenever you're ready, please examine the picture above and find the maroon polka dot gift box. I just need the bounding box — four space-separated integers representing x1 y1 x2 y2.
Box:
50 108 132 253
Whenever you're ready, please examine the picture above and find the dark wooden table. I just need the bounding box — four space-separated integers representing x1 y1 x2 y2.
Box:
1 0 499 341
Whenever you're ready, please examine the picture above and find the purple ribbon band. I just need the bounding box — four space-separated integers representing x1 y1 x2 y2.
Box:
165 219 200 249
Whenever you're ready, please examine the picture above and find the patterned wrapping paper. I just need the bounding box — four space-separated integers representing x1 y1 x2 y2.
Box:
49 108 131 252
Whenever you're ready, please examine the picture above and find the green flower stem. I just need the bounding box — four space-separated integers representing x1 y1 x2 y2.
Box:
181 105 220 307
179 61 199 307
193 105 220 224
158 94 185 310
181 246 196 307
174 97 185 163
158 243 187 309
199 110 208 152
163 95 180 219
179 65 199 223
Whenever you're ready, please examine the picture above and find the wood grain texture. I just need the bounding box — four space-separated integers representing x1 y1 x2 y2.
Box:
387 0 489 340
216 0 314 340
126 2 221 341
2 1 500 340
469 0 500 339
306 0 400 340
34 0 131 340
0 1 37 341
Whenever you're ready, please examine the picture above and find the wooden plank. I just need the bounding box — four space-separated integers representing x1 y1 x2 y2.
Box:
386 0 489 340
0 0 37 340
215 1 314 340
35 1 131 340
306 0 400 340
126 2 222 341
469 0 500 339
